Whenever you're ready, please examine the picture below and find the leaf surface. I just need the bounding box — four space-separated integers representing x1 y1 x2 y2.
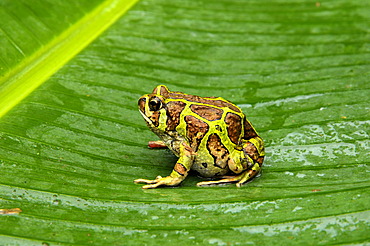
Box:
0 0 369 245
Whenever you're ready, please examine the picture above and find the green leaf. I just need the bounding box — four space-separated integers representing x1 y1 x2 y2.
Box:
0 0 369 245
0 0 138 118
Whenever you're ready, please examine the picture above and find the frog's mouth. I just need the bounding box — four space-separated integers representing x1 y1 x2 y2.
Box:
139 109 155 127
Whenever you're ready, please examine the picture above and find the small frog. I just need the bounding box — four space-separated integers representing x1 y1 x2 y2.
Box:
134 85 265 189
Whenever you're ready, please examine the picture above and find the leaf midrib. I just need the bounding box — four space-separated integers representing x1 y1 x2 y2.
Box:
0 0 139 119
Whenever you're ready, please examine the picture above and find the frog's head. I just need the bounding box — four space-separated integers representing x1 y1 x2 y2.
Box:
138 85 170 131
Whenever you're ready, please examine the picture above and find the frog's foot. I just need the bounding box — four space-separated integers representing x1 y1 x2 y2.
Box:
134 176 182 189
148 140 167 148
197 164 261 188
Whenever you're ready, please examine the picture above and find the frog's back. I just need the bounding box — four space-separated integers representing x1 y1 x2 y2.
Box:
169 92 241 113
166 90 259 143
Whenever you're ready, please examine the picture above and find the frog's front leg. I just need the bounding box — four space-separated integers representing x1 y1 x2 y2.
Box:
197 137 264 187
148 140 167 148
134 142 195 189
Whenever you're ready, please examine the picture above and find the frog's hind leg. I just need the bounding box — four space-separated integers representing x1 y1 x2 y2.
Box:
196 163 261 187
197 137 264 187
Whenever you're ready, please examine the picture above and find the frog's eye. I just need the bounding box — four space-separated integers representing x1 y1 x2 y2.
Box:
149 97 162 111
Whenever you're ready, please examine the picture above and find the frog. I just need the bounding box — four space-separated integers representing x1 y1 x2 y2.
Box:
134 85 265 189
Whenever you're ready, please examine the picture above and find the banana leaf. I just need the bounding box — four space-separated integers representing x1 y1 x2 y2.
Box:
0 0 369 245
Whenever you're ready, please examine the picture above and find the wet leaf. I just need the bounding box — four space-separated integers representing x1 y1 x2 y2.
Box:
0 0 369 245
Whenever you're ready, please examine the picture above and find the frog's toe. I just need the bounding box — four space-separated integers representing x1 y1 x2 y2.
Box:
196 177 245 187
134 176 163 184
235 168 261 187
142 181 167 189
135 176 182 189
196 177 239 187
197 167 261 187
134 179 156 184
